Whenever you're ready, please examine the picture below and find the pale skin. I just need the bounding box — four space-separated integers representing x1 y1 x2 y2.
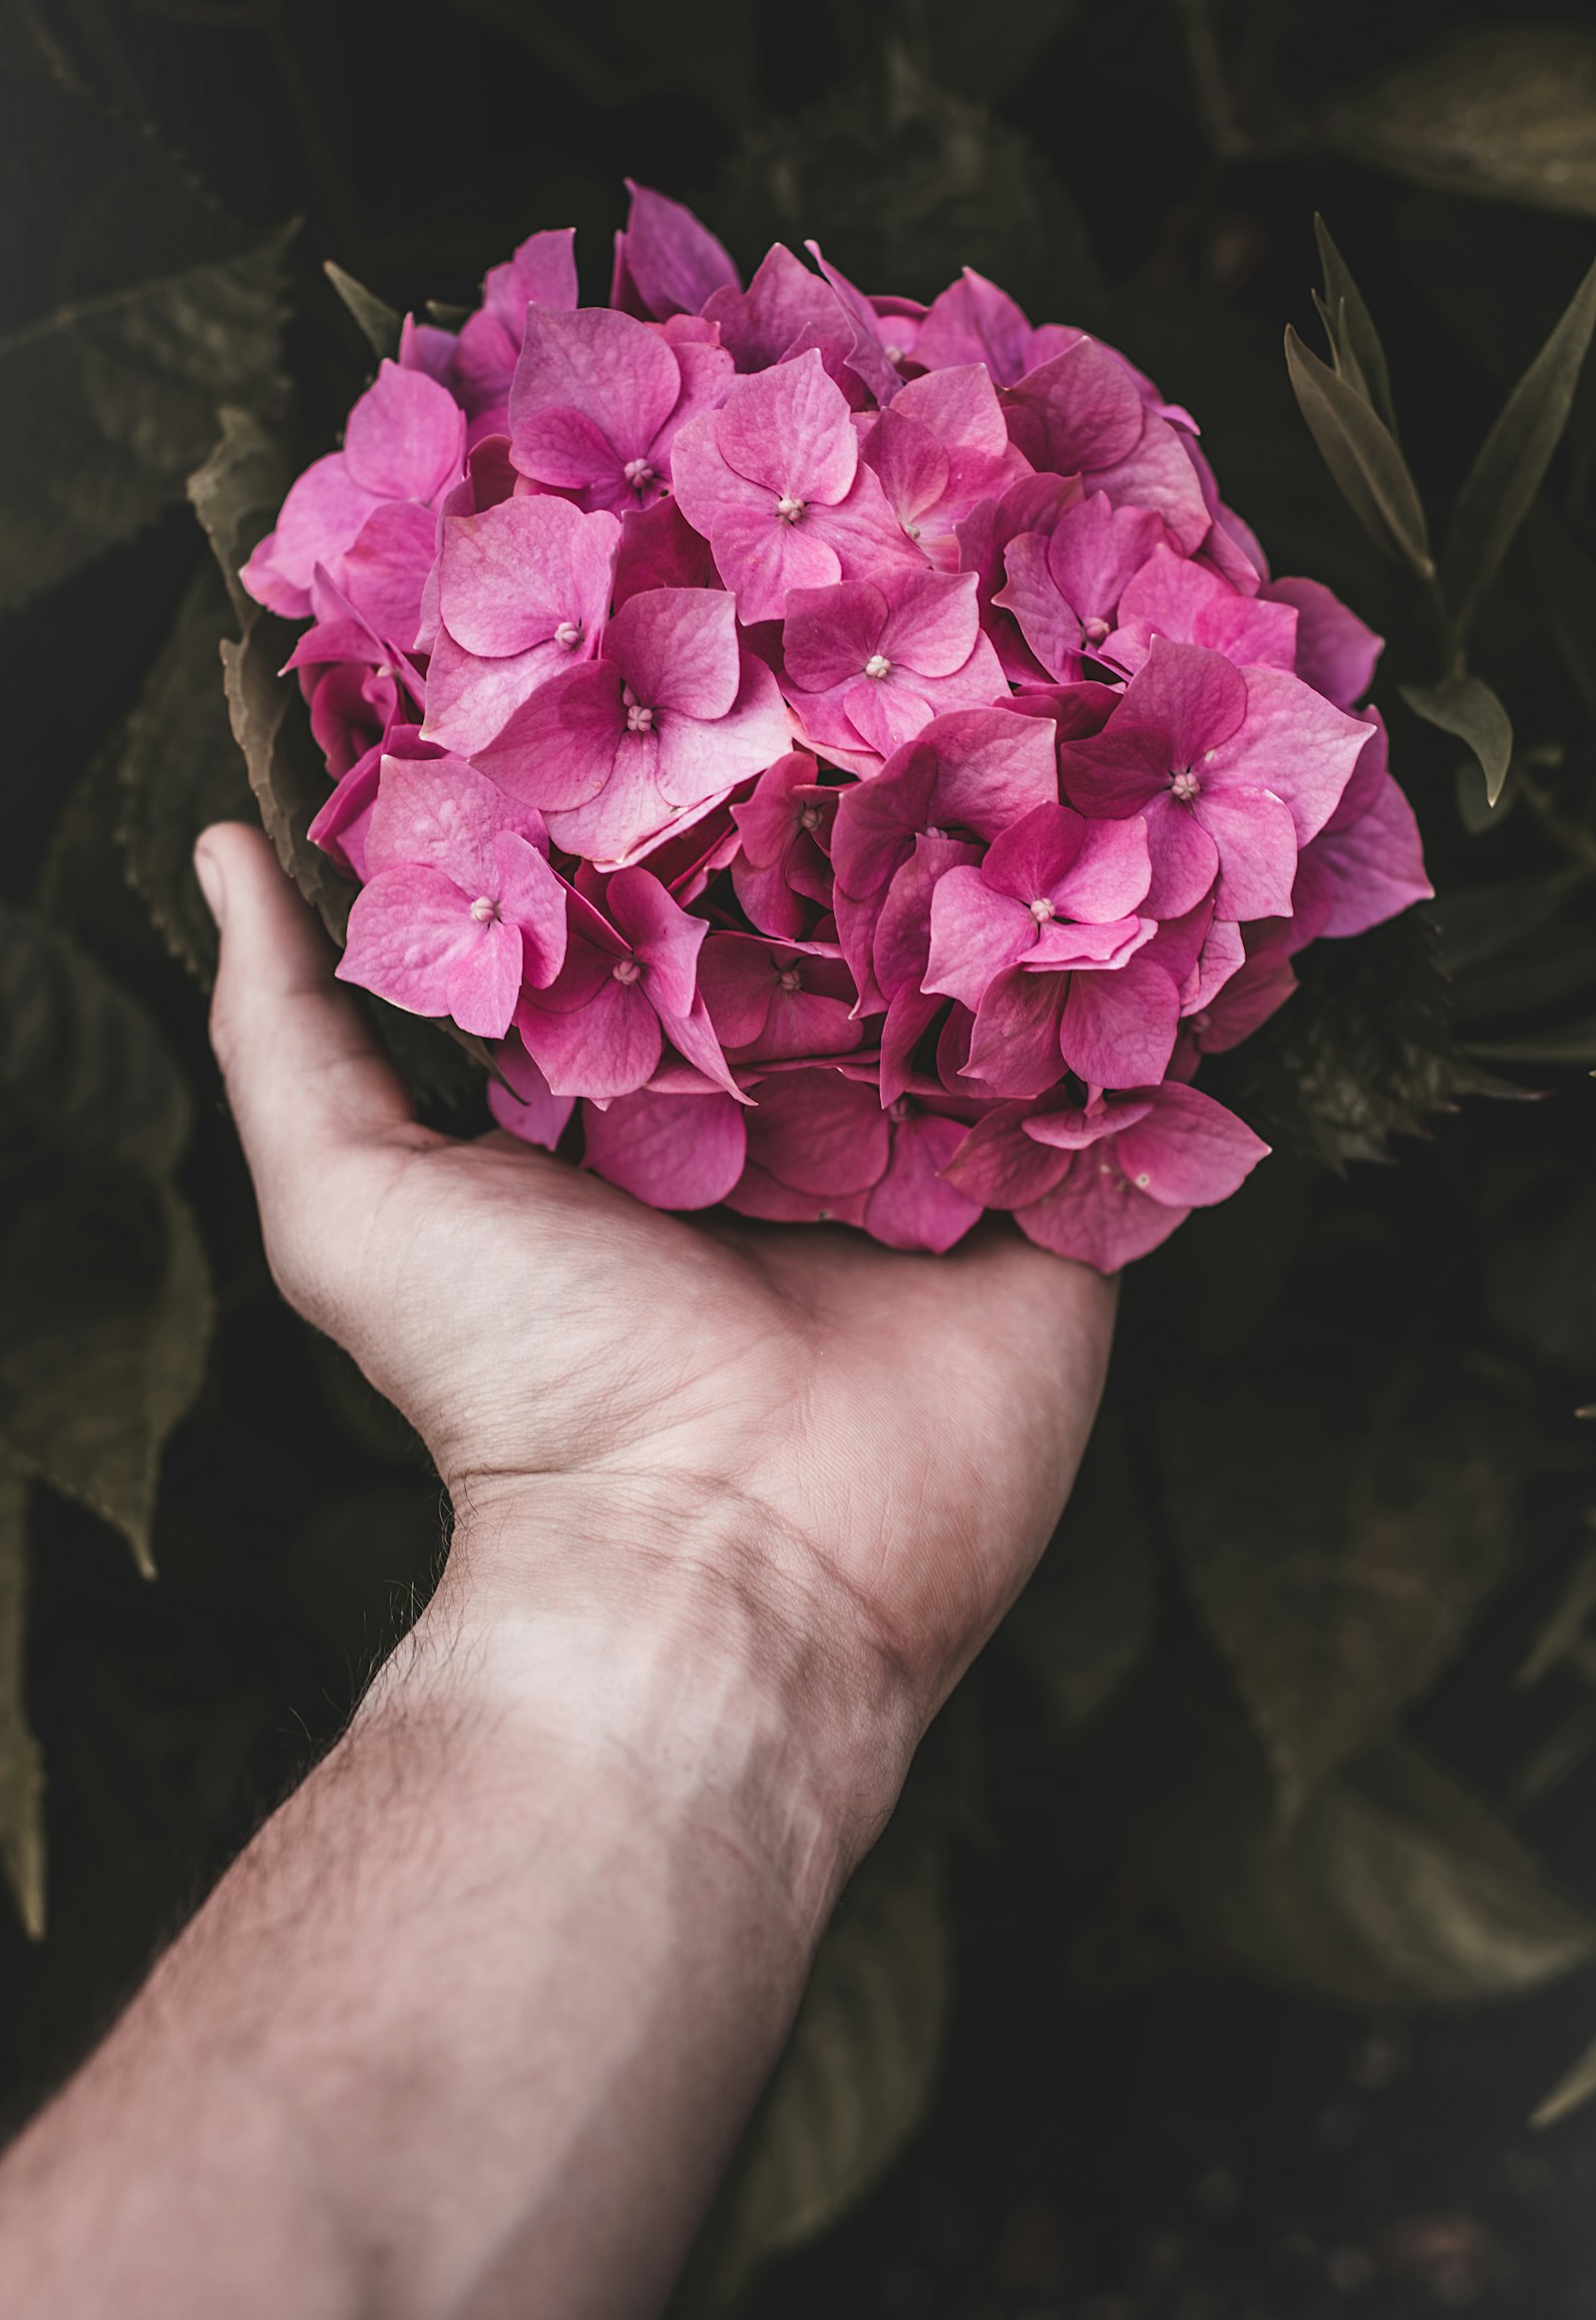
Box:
0 822 1116 2320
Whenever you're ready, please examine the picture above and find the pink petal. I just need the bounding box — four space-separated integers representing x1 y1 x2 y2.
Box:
743 1067 891 1195
343 361 465 502
1002 336 1145 473
702 243 840 371
484 228 580 331
492 830 569 987
612 181 739 320
1193 785 1299 921
338 500 439 651
1016 1159 1189 1273
582 1084 746 1208
515 969 661 1099
365 751 543 890
606 586 741 720
711 349 857 503
489 1034 575 1149
1186 940 1296 1051
1206 664 1371 845
1108 543 1297 675
1058 954 1180 1086
964 967 1068 1099
1114 1081 1269 1206
612 496 717 603
722 1163 870 1228
1265 575 1383 707
653 652 794 810
1292 772 1431 942
475 660 623 810
437 495 619 657
511 306 682 475
916 267 1037 385
253 454 379 601
337 864 490 1024
926 866 1037 1009
941 1106 1071 1208
1116 635 1249 764
864 1112 983 1252
1051 813 1153 921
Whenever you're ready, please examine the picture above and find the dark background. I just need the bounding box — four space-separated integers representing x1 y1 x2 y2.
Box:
9 2 1596 2313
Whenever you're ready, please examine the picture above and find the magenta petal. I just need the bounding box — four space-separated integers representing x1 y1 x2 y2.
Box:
438 495 619 657
1265 575 1383 708
941 1107 1071 1208
1294 773 1432 940
337 500 438 650
485 227 579 329
1058 955 1179 1087
925 867 1035 1010
260 454 380 597
1193 785 1299 921
713 349 857 503
1051 814 1153 921
511 306 682 473
1206 665 1370 846
582 1084 746 1208
864 1112 983 1252
476 660 624 810
1114 1081 1269 1206
515 972 662 1099
1016 1160 1189 1273
489 1035 576 1149
613 181 739 320
702 243 839 371
965 967 1068 1099
343 360 465 502
606 586 741 720
492 831 568 987
337 864 483 1021
744 1068 891 1195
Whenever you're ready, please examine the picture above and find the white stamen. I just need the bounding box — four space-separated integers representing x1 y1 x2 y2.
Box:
555 620 583 649
1029 897 1054 924
777 967 802 992
1135 1172 1151 1188
889 1097 910 1122
1083 616 1109 645
775 495 806 524
468 896 499 925
623 458 656 491
798 804 823 832
1170 768 1201 803
626 701 655 734
611 958 640 984
864 653 892 680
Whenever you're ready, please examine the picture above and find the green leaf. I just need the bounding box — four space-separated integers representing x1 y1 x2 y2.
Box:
686 1812 950 2312
220 600 358 948
324 260 402 360
1400 673 1513 807
1134 1727 1596 2009
0 1459 45 1940
116 562 254 982
0 1177 212 1580
1004 1416 1157 1733
0 901 192 1179
1166 1388 1517 1825
1329 28 1596 219
0 225 291 614
1466 1017 1596 1064
188 403 292 623
1313 216 1397 437
1284 326 1432 578
1442 257 1596 635
1518 1543 1596 1690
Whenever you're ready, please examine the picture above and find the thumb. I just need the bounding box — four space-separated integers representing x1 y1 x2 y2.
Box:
197 822 420 1226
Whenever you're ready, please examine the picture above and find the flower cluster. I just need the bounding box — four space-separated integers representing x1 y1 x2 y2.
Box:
243 184 1430 1271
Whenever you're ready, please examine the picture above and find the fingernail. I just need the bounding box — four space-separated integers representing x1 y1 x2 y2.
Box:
193 840 225 927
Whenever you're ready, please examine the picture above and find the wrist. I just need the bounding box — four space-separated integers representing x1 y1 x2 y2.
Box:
368 1474 921 1928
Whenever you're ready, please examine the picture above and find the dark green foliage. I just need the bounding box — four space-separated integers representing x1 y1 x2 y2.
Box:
10 3 1596 2304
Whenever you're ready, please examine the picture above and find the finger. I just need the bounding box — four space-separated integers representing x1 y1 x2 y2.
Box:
196 824 419 1216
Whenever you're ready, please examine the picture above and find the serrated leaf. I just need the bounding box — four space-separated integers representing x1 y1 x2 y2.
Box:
220 601 357 947
0 1178 211 1578
1442 257 1596 637
324 260 401 359
1166 1388 1516 1825
116 562 253 982
0 226 292 613
1004 1416 1157 1733
0 1459 44 1940
1314 216 1397 437
1134 1728 1596 2008
0 901 191 1178
1285 326 1432 578
188 403 290 623
686 1813 950 2312
1401 673 1513 807
1330 28 1596 219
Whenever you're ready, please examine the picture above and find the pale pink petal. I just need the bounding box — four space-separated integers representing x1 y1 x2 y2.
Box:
437 496 619 657
511 306 682 473
1192 785 1299 921
606 586 741 720
1206 663 1370 844
515 968 661 1099
343 361 465 502
338 864 482 1020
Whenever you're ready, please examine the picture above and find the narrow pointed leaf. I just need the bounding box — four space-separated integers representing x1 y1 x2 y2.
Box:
1400 672 1513 806
1533 2033 1596 2128
1285 327 1432 578
1442 257 1596 636
1314 215 1397 435
324 260 402 360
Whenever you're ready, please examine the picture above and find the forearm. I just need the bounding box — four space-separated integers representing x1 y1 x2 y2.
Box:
0 1485 916 2320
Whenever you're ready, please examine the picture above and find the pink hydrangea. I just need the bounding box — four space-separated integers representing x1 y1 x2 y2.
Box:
243 184 1434 1274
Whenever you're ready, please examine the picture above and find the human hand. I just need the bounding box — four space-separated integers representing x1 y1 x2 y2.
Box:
197 822 1115 1833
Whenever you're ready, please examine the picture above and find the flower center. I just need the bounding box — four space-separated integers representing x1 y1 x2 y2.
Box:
1028 897 1054 924
888 1097 910 1122
1082 615 1110 645
554 619 583 649
468 896 500 925
864 653 892 680
623 458 656 492
798 804 823 832
624 687 655 735
611 958 640 984
1170 768 1201 803
777 967 802 992
775 495 806 525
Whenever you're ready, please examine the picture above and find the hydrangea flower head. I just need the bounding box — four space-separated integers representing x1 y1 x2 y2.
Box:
245 185 1433 1271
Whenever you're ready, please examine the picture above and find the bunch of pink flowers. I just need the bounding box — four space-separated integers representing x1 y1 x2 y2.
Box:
242 184 1430 1270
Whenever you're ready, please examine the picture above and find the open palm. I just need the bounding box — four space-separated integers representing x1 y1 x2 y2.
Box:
200 823 1115 1724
